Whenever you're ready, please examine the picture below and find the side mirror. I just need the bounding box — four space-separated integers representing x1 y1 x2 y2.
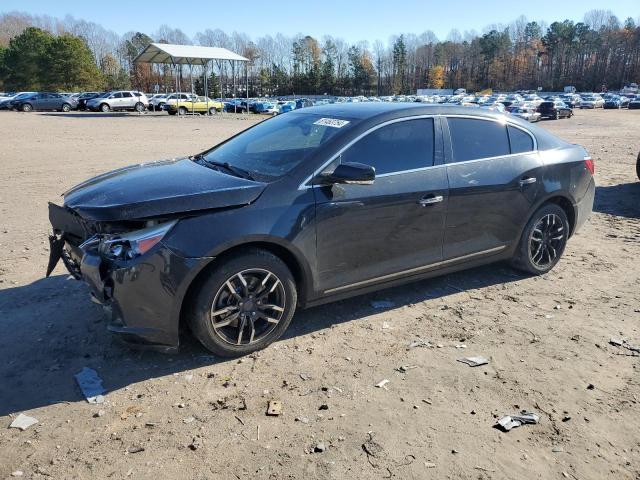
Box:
318 162 375 186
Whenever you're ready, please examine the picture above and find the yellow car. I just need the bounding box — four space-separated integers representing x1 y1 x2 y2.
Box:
166 96 224 115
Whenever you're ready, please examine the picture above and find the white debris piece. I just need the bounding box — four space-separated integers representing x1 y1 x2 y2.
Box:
496 411 540 432
375 379 390 390
9 413 39 431
74 367 106 404
457 356 489 367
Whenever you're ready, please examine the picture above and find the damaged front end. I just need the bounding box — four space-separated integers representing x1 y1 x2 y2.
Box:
47 202 203 351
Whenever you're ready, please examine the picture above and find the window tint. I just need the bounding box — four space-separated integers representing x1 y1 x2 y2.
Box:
447 118 509 162
508 125 534 154
121 92 133 98
112 92 123 98
341 119 434 175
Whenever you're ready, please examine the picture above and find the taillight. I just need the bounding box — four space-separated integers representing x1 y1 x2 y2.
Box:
584 156 595 175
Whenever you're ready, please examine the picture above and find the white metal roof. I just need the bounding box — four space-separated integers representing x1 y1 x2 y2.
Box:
134 43 248 65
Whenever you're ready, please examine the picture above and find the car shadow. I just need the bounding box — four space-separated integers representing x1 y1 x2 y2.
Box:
0 264 525 417
593 182 640 219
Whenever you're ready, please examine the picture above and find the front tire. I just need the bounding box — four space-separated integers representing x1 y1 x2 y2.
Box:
100 103 110 113
178 106 188 115
134 102 145 113
188 249 297 357
511 204 569 275
61 103 71 112
21 103 33 112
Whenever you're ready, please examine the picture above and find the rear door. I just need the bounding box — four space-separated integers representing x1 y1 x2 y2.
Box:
120 91 134 108
442 117 542 260
314 117 448 294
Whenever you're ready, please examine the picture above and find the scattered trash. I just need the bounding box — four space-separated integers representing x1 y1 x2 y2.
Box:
407 338 431 349
609 337 640 355
381 321 392 330
552 446 564 453
11 471 23 477
314 441 326 453
375 379 390 390
425 462 436 468
455 344 467 349
127 446 145 454
74 367 105 404
544 314 554 319
457 356 489 367
295 416 309 424
586 383 595 390
318 404 329 411
188 436 202 451
93 410 106 418
183 416 195 424
496 411 540 432
396 365 418 373
266 400 282 416
211 396 247 411
371 300 395 309
299 373 311 381
9 413 38 431
362 434 383 457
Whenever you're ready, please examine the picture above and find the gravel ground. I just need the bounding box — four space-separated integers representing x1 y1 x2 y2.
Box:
0 109 639 480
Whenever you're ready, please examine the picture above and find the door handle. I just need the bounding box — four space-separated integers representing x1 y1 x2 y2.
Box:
418 195 444 206
519 177 537 186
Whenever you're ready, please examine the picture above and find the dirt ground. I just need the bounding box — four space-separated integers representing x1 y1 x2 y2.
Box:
0 108 639 480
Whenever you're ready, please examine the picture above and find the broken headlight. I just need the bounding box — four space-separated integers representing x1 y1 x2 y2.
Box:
98 220 177 260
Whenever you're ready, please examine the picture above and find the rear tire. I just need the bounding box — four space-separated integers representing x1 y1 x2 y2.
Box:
187 249 297 357
100 103 110 112
134 102 145 113
511 204 569 275
208 107 216 115
61 103 71 112
178 106 188 115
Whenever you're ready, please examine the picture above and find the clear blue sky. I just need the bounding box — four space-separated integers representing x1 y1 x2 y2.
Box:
3 0 639 43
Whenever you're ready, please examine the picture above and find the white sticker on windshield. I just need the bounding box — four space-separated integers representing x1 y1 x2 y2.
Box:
313 118 350 128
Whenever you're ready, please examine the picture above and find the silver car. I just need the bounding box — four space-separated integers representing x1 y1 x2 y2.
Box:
87 91 149 112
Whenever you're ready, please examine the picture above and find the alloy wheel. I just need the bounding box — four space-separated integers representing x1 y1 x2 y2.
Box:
210 269 286 346
528 213 565 268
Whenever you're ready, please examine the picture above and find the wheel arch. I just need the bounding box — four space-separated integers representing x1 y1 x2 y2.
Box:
177 240 312 336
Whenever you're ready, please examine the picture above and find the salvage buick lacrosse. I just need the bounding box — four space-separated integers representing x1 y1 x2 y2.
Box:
47 104 595 356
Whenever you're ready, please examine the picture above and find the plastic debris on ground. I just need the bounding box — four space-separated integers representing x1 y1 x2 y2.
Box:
9 413 39 431
609 337 640 355
375 379 390 390
496 411 540 431
457 356 489 367
266 400 282 416
74 367 106 404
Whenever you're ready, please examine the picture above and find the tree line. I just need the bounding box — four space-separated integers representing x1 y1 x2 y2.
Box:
0 10 638 95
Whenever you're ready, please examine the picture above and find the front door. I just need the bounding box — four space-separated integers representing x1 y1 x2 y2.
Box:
314 117 448 294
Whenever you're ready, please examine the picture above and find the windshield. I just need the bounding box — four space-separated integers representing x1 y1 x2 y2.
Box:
201 113 355 180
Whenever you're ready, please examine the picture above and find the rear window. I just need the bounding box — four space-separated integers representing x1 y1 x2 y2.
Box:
447 118 510 162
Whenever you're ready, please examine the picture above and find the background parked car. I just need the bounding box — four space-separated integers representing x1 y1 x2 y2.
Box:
580 94 604 109
76 92 102 111
628 96 640 110
148 93 168 111
509 107 541 122
0 91 37 110
538 101 573 119
12 92 78 112
87 91 148 112
166 96 224 115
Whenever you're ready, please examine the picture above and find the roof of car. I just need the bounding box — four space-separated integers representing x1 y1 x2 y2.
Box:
293 102 513 121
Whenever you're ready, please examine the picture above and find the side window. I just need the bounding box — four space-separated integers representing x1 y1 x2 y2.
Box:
112 92 123 98
508 125 534 154
340 119 435 175
122 92 133 98
447 118 510 162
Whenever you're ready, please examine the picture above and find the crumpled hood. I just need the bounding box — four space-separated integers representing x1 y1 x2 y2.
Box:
64 158 266 221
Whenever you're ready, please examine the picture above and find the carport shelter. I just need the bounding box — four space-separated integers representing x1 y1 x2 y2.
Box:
133 43 249 114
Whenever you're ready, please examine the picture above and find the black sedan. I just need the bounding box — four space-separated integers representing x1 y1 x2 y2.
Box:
537 101 573 119
46 104 595 356
13 92 78 112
